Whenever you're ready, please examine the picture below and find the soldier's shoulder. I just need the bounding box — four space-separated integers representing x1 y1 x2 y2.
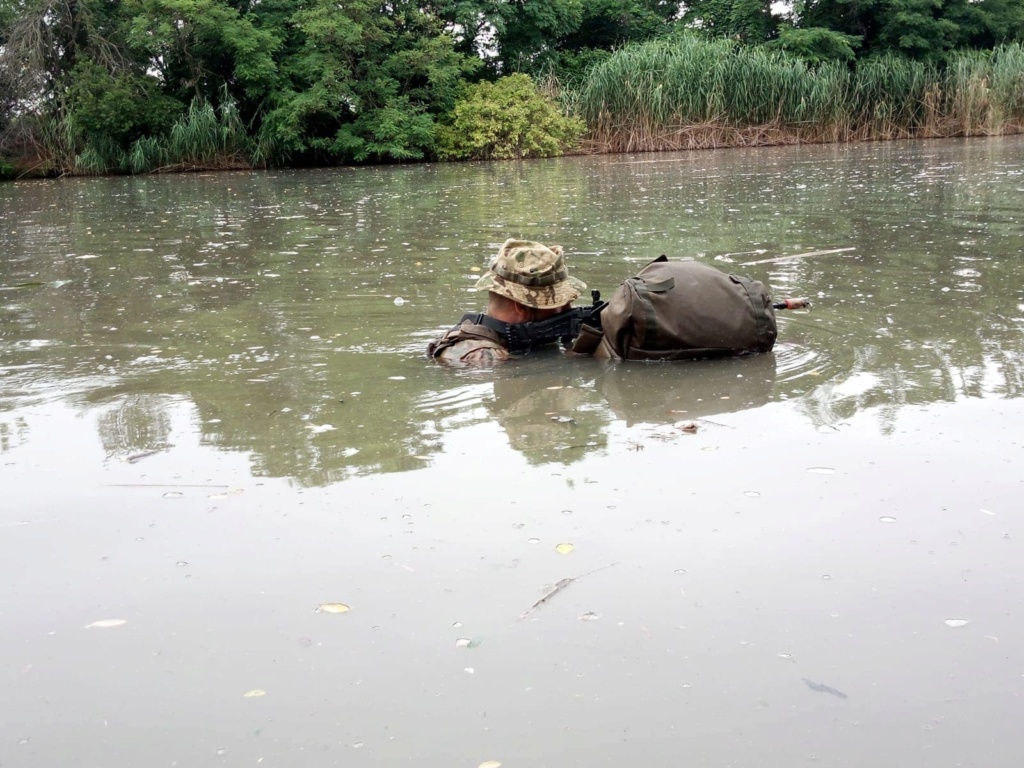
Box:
437 338 510 365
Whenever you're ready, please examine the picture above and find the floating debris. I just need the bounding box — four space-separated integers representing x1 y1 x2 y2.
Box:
306 424 336 434
518 563 616 621
243 689 266 698
579 612 601 621
124 450 160 464
554 543 575 555
315 603 351 614
806 467 836 475
943 618 970 628
879 516 897 524
802 678 848 699
86 619 127 629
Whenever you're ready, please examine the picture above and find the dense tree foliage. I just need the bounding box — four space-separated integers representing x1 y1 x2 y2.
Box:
793 0 1024 59
257 0 478 162
0 0 1022 175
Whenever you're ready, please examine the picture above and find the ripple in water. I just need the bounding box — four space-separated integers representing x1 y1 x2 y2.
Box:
773 341 833 384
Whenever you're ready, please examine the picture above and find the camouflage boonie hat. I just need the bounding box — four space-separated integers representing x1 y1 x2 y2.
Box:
474 239 587 309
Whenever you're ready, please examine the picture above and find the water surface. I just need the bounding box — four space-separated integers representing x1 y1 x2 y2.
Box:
2 138 1023 767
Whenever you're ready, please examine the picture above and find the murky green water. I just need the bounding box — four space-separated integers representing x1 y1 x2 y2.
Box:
2 138 1023 767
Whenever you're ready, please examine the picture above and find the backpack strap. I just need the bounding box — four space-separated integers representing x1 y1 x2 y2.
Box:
458 312 510 338
628 275 675 352
732 275 775 351
570 323 603 354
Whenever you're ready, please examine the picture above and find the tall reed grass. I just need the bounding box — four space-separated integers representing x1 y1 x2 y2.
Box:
56 92 254 175
577 37 1024 153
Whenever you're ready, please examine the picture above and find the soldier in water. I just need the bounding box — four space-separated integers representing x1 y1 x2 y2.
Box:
428 239 588 365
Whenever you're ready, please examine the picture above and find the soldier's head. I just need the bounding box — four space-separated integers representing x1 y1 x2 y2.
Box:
474 239 587 323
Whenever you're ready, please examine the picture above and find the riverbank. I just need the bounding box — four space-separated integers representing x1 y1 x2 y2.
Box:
7 122 1023 182
5 38 1024 181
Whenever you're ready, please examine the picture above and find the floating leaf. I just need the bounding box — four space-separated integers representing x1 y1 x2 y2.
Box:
554 543 574 555
86 619 127 629
316 603 351 614
243 689 266 698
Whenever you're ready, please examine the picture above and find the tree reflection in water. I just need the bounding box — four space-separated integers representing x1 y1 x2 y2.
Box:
2 138 1024 484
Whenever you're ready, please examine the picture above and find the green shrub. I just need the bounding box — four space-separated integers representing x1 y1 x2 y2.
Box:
434 74 585 161
66 60 183 149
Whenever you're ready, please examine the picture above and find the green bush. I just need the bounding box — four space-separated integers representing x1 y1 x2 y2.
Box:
66 60 182 148
434 74 585 161
0 160 15 180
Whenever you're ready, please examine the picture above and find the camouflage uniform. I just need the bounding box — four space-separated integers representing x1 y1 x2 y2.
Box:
428 239 586 366
427 320 511 365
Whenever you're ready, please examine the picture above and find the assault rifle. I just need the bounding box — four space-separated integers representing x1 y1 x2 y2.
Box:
457 289 607 354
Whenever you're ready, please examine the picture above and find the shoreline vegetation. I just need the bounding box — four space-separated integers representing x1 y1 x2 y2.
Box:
2 0 1023 181
579 40 1024 153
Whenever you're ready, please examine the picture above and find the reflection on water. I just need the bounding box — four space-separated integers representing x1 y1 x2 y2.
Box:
3 137 1024 483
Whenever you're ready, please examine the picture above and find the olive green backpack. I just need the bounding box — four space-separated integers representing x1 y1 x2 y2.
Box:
572 256 777 361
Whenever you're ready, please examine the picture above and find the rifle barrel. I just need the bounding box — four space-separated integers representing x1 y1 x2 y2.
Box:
773 297 811 310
